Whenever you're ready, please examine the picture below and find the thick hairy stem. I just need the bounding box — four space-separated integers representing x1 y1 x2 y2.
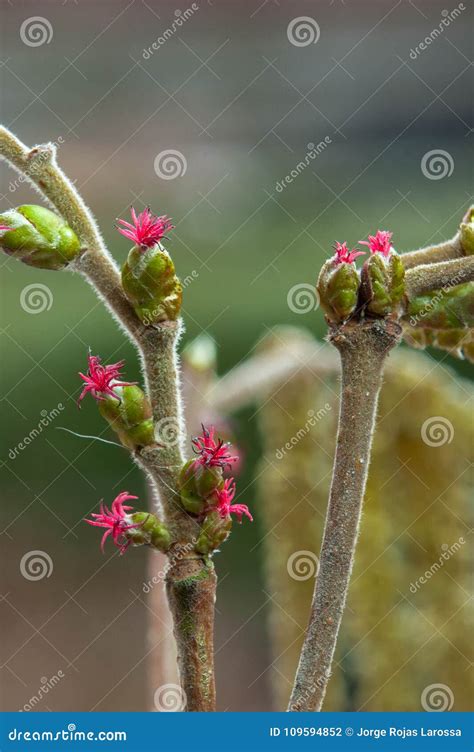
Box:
140 324 217 710
0 126 140 340
405 256 474 299
400 234 463 270
288 319 401 712
166 555 217 711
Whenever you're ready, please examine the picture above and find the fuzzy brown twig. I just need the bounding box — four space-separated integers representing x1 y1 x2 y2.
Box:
288 318 402 711
404 256 474 300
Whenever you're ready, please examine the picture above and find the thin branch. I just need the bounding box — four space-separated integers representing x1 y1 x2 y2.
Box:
288 318 402 711
400 234 464 270
405 256 474 299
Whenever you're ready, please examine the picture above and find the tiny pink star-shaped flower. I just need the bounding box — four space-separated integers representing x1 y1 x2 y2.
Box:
192 425 239 469
333 241 366 265
116 207 174 249
214 478 253 523
359 230 394 257
78 354 136 406
85 492 141 554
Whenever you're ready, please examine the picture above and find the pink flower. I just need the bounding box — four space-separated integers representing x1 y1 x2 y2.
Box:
78 354 136 406
192 425 238 469
85 492 140 554
359 230 394 257
214 478 253 523
333 241 365 265
0 225 11 234
117 207 174 249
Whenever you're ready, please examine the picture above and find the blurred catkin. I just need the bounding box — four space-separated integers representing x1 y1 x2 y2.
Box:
257 330 473 711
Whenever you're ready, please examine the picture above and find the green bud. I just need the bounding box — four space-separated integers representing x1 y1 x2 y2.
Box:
121 245 182 325
361 253 405 317
195 510 231 555
178 459 224 516
460 207 474 255
98 385 155 450
0 205 81 270
317 259 361 323
129 511 171 552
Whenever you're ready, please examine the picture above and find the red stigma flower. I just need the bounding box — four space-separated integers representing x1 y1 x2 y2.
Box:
333 241 365 265
215 478 253 523
85 492 140 554
192 425 238 468
78 354 136 406
0 225 11 234
359 230 394 257
117 207 174 249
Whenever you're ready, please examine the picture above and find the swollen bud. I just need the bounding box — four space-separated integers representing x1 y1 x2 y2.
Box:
195 510 231 555
178 459 224 515
360 252 405 317
98 385 155 450
117 208 182 325
0 205 81 270
460 207 474 256
317 246 363 323
129 512 171 552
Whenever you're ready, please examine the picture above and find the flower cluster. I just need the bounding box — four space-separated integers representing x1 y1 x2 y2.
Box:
359 229 394 257
78 354 136 405
214 478 253 523
117 207 174 249
333 241 365 265
85 492 140 554
192 424 238 469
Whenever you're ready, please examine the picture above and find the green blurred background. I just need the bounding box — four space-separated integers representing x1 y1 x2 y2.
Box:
1 0 471 711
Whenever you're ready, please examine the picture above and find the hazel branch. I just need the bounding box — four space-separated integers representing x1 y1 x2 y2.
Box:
404 256 474 299
0 126 141 341
400 234 464 269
